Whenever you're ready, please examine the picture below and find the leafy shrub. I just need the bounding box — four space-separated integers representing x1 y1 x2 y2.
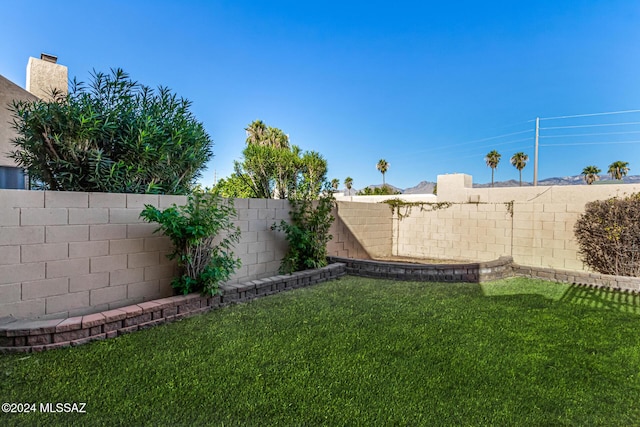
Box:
356 185 401 196
140 191 241 295
574 193 640 276
271 184 335 274
10 69 212 194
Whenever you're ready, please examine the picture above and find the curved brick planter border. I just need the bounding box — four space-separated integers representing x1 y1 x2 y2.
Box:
330 256 640 293
4 257 639 354
329 256 514 282
0 263 346 354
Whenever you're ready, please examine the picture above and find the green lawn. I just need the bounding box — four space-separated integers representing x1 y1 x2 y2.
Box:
2 276 640 426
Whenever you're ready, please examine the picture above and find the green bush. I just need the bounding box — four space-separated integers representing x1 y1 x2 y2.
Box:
140 191 241 295
574 193 640 276
10 68 212 194
271 184 335 274
356 185 401 196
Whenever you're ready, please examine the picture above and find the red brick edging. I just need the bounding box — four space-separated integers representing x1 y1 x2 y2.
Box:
0 263 346 354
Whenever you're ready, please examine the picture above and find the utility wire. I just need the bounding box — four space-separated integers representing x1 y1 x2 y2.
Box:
540 140 640 147
541 121 640 130
455 140 533 160
540 130 640 138
425 129 533 153
539 109 640 121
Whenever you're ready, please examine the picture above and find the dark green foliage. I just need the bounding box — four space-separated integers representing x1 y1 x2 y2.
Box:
140 191 241 295
9 69 212 194
356 185 401 195
574 193 640 276
272 184 335 273
2 277 640 426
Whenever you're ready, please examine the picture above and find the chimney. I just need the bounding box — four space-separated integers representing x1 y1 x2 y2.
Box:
26 53 68 101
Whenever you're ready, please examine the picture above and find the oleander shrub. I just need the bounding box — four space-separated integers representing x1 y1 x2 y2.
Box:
10 68 212 194
271 184 335 274
574 193 640 276
140 191 241 295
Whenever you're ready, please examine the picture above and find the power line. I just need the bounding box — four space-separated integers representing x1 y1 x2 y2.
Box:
540 130 640 138
455 140 534 160
425 129 533 153
540 140 640 147
539 109 640 121
541 121 640 130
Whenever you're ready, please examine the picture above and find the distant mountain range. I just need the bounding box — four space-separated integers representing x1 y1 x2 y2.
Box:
358 175 640 194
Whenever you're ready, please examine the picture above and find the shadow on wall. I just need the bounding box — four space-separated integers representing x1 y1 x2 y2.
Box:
327 206 372 260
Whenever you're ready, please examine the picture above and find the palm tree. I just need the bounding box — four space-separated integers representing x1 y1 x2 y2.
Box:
608 161 630 181
344 176 353 195
245 120 267 145
485 150 501 187
330 178 340 191
344 176 353 190
581 165 601 185
377 159 389 187
510 152 529 186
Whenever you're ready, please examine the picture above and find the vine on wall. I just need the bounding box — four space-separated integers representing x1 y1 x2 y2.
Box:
381 198 452 220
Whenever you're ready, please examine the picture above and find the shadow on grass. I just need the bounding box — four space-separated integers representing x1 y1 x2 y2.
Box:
558 284 640 315
481 277 640 315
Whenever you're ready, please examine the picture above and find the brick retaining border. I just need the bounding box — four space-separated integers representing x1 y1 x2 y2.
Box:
329 255 640 293
329 256 514 282
0 263 346 354
513 264 640 292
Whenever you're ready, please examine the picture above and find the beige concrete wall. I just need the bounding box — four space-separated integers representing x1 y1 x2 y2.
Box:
436 172 640 204
394 202 513 262
334 193 437 203
326 201 393 259
391 174 640 273
0 191 290 320
392 200 587 271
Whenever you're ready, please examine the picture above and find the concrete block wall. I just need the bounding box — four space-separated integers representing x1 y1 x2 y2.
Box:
394 202 513 262
392 199 615 273
327 201 393 259
0 191 291 320
230 198 290 283
327 206 372 260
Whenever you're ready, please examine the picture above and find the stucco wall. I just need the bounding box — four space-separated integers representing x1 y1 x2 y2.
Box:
0 75 37 168
0 191 290 320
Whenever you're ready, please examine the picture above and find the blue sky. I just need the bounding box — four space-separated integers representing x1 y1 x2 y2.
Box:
2 0 640 189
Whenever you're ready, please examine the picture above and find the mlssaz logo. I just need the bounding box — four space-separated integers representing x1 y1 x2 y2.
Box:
40 403 87 413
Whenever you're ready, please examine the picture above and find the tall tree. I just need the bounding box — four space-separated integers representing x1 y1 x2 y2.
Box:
485 150 501 187
213 173 253 198
608 161 630 180
245 120 289 150
234 121 327 199
301 151 327 196
510 152 529 186
330 178 340 191
581 165 601 185
245 120 267 145
344 176 353 194
377 159 389 186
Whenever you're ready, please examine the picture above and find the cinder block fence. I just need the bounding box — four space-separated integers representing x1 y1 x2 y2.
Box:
0 190 294 320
